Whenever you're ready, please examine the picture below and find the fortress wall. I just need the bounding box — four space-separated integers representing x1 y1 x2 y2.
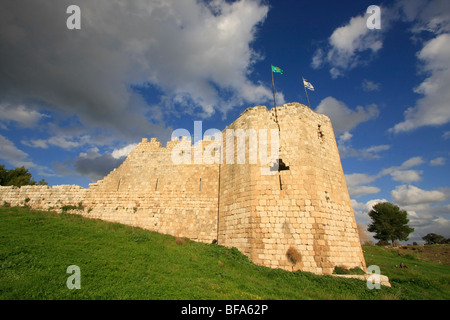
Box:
84 137 220 243
0 185 88 210
0 102 366 275
0 138 220 244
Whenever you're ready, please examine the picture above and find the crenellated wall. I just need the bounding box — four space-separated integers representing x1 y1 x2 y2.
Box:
0 102 366 275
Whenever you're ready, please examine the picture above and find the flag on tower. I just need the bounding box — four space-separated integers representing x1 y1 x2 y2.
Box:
303 77 314 91
272 65 284 74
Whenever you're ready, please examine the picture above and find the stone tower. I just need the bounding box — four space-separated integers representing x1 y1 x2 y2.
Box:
217 103 365 274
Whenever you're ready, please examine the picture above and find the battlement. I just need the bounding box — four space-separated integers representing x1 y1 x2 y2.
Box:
0 102 366 275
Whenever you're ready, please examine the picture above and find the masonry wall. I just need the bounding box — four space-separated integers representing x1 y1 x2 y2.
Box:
0 138 220 244
84 137 220 243
217 103 366 274
0 102 366 275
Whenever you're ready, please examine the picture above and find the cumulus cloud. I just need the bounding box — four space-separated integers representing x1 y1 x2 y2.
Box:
338 134 390 160
346 156 425 198
311 12 385 78
389 0 450 133
346 173 380 198
315 96 379 133
379 156 425 175
315 96 389 160
391 33 450 133
315 96 389 161
390 170 422 183
392 184 446 206
0 0 271 141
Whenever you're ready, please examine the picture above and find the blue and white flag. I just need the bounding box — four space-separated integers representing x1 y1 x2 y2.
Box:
303 77 314 91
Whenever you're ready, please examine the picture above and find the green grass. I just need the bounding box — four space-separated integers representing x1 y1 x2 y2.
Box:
1 206 449 300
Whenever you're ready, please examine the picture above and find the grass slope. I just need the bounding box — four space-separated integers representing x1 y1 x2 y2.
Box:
0 206 449 300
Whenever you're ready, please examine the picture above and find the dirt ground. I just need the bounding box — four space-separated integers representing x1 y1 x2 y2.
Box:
396 244 450 265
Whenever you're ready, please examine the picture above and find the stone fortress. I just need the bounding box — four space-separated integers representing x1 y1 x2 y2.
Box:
0 102 367 275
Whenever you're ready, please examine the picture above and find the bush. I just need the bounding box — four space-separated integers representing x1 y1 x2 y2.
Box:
286 247 301 266
61 203 84 213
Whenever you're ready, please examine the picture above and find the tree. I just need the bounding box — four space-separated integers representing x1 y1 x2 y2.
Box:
0 164 47 187
37 178 48 186
0 164 6 186
422 233 447 245
367 202 414 246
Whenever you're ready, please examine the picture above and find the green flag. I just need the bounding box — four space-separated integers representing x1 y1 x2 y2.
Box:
272 65 283 74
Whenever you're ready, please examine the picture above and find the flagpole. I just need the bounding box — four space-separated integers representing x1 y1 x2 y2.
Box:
271 64 281 185
271 64 280 131
271 64 277 110
303 77 311 109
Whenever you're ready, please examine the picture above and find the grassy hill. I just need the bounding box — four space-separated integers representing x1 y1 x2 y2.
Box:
1 206 449 300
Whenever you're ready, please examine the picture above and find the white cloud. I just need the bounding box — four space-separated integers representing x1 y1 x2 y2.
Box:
346 156 425 197
391 31 450 132
349 186 381 198
21 139 49 149
346 173 380 198
337 130 389 161
311 13 384 78
0 103 48 128
389 0 450 133
379 156 425 176
346 173 378 187
430 157 446 166
390 169 423 183
315 97 379 133
361 79 381 92
391 184 446 206
111 143 138 159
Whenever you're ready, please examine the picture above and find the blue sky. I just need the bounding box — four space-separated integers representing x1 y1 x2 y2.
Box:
1 0 449 243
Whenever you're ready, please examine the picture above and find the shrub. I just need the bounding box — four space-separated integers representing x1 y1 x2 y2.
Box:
61 205 79 213
175 237 186 246
286 247 302 269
